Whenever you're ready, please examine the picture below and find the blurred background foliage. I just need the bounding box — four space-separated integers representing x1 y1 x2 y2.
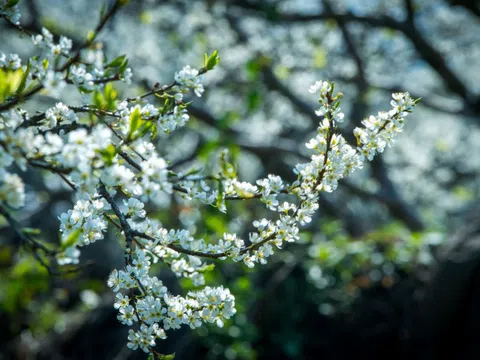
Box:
1 0 480 359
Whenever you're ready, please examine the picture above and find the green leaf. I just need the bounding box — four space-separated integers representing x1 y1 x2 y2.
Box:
106 54 127 69
98 143 117 166
159 97 171 112
204 50 220 70
93 90 106 109
104 82 117 110
158 353 175 360
15 60 31 96
78 86 95 94
197 263 215 273
0 68 23 102
21 227 41 236
136 121 154 139
125 108 155 142
5 0 20 8
119 58 129 75
61 229 81 249
127 107 142 142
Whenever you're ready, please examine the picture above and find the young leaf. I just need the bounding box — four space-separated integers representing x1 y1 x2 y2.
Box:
158 353 176 360
98 143 117 166
15 60 31 96
127 107 142 142
135 121 154 140
197 263 216 273
21 227 42 236
119 58 129 75
93 90 106 109
204 50 220 70
60 229 81 250
104 82 117 110
106 54 127 69
5 0 20 9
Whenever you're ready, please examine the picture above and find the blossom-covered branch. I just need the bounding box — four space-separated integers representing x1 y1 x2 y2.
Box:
0 3 419 359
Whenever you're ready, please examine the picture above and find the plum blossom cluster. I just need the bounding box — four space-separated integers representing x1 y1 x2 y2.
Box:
32 27 73 58
126 219 211 286
29 28 72 96
107 247 236 353
59 197 110 245
44 102 78 129
179 179 218 203
137 156 171 196
56 197 111 266
114 64 205 135
0 52 21 70
174 65 205 98
354 92 412 161
30 26 132 96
